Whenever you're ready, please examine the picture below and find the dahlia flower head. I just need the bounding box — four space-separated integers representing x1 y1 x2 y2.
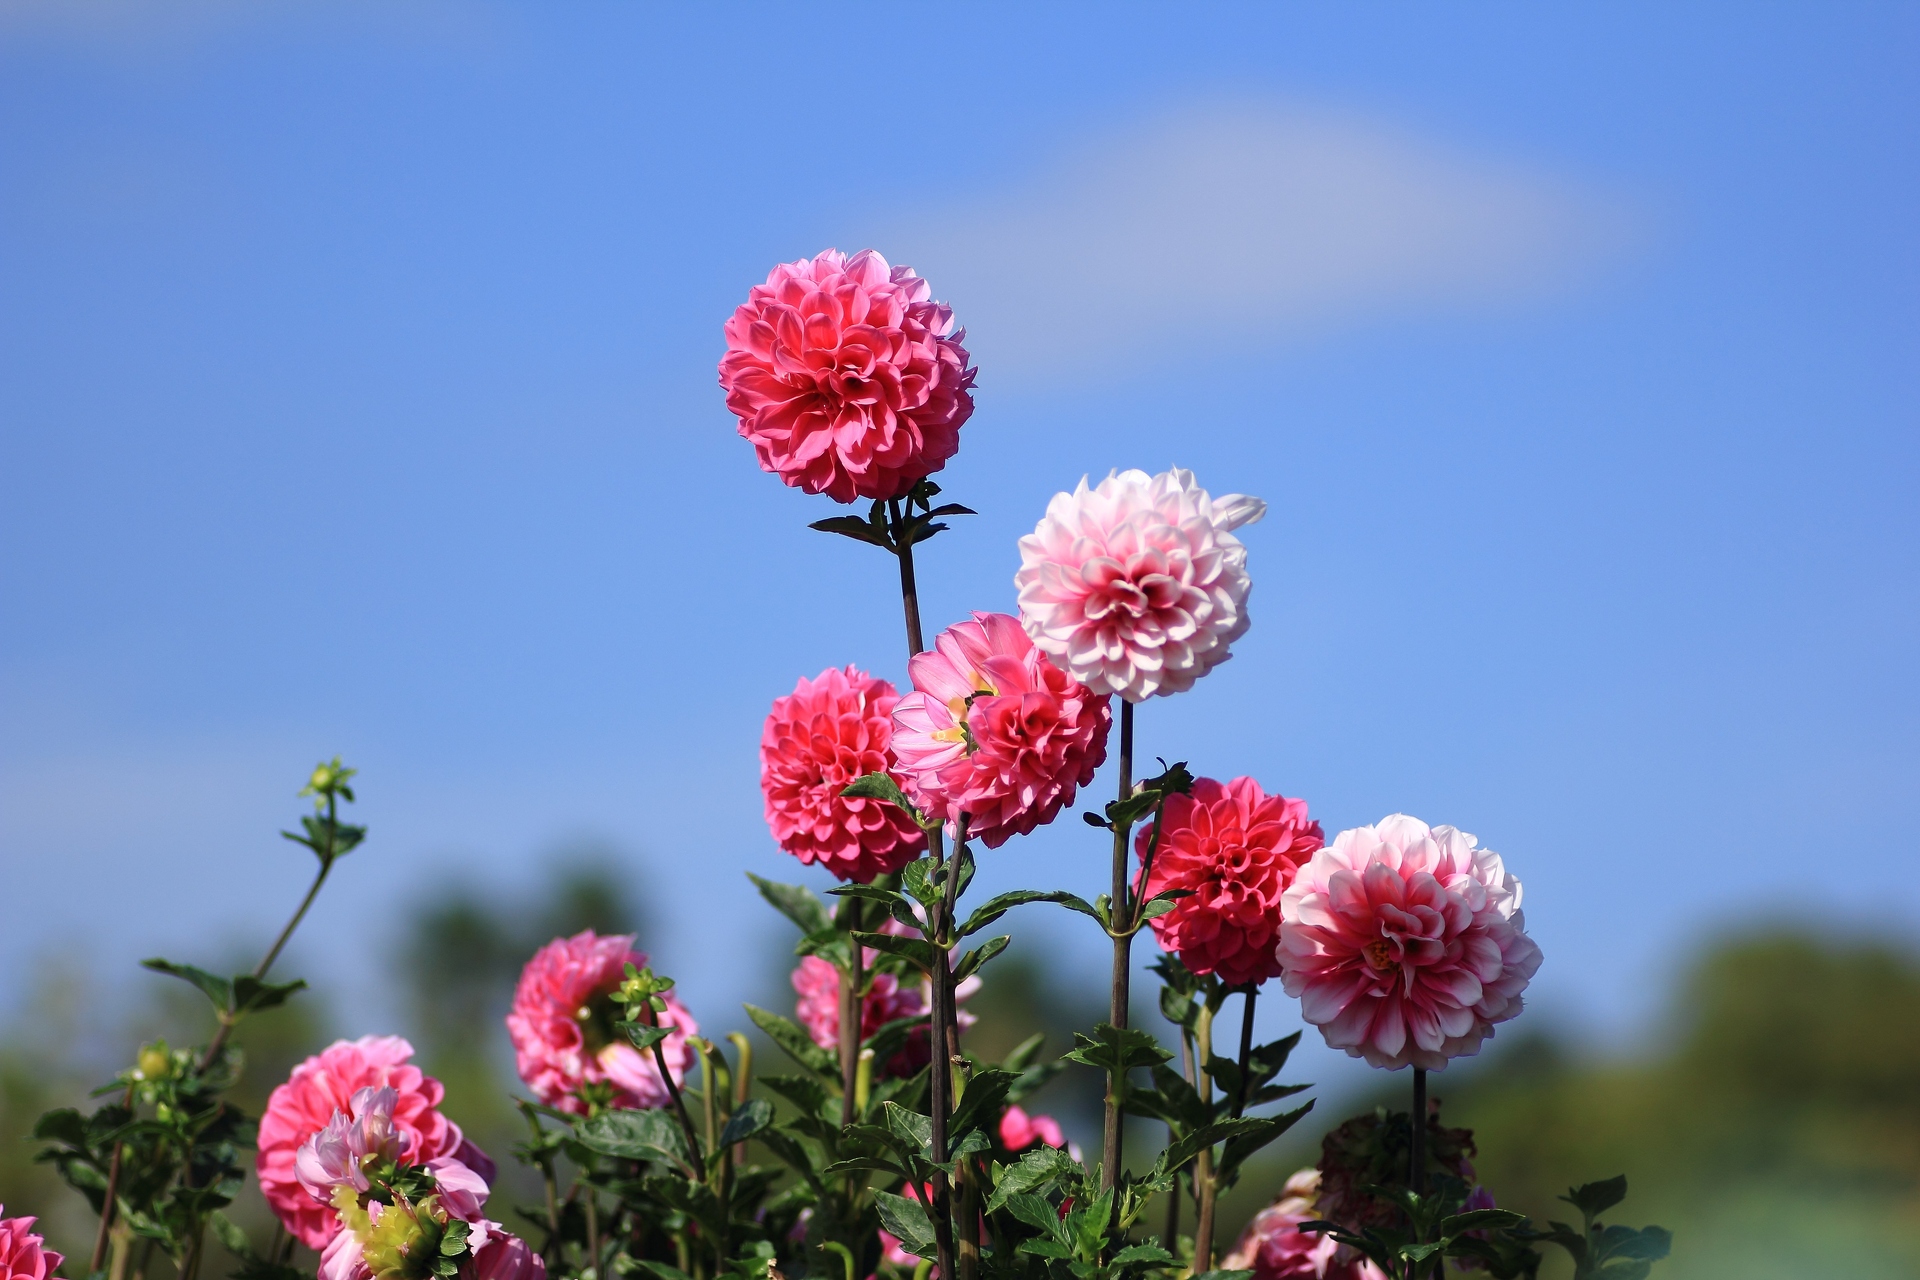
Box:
1277 816 1542 1071
1138 775 1323 988
1315 1109 1477 1240
719 248 976 504
506 930 699 1115
0 1208 62 1280
891 611 1110 848
258 1035 494 1251
761 664 926 883
791 921 979 1078
1220 1170 1383 1280
1016 468 1266 702
998 1105 1076 1160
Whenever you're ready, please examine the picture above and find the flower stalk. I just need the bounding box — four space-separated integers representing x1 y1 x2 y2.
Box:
1101 699 1136 1193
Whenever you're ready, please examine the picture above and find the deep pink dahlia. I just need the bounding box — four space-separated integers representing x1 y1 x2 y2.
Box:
719 248 976 504
258 1036 491 1250
890 612 1110 848
0 1207 62 1280
761 665 927 883
506 931 699 1114
1277 816 1542 1071
1016 468 1266 702
1137 776 1323 988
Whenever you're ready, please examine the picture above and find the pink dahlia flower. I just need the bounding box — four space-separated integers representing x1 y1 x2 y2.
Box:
891 612 1110 848
998 1106 1068 1153
1015 468 1266 702
506 930 699 1114
1137 776 1323 988
468 1234 546 1280
258 1035 492 1250
719 248 976 504
791 925 979 1078
0 1208 62 1280
1277 816 1542 1071
761 665 927 883
1221 1170 1383 1280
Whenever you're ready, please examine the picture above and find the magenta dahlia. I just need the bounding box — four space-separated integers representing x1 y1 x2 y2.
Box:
761 665 927 883
1137 776 1323 988
890 612 1110 848
506 931 699 1114
1277 816 1542 1071
0 1208 62 1280
719 248 975 503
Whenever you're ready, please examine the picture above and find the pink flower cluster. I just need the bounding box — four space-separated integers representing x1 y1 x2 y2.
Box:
760 665 926 883
507 931 699 1114
1137 776 1323 988
1016 468 1265 702
891 612 1109 848
257 1036 493 1251
0 1208 61 1280
719 248 975 504
791 925 978 1078
1278 816 1542 1071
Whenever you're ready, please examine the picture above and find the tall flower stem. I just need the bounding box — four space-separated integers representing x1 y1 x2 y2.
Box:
940 820 975 1280
892 501 926 658
1100 699 1136 1193
1410 1068 1427 1196
1231 987 1257 1119
1191 999 1217 1271
839 908 864 1128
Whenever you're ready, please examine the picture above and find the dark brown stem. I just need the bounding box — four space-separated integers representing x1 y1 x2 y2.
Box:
89 1084 135 1272
1410 1068 1427 1196
645 1007 705 1169
893 501 925 661
1100 699 1135 1193
1231 987 1257 1119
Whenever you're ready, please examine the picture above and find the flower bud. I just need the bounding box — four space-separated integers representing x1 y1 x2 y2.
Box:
135 1041 172 1082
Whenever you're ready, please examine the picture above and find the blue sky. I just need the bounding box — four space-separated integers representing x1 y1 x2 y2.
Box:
1 3 1915 1093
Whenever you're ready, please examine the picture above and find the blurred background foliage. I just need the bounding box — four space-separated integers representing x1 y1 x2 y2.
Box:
3 858 1914 1280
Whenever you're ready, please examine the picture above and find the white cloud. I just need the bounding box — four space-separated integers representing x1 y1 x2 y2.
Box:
860 100 1645 384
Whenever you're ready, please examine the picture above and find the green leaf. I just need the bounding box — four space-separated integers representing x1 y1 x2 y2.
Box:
746 875 833 936
1003 1192 1067 1239
900 859 942 913
717 1098 774 1148
1191 1272 1254 1280
986 1145 1080 1213
957 890 1075 938
1593 1224 1672 1263
1002 1032 1049 1074
1158 1116 1270 1175
1039 891 1108 927
1440 1209 1527 1236
809 515 894 549
1109 1245 1173 1267
575 1107 691 1168
1219 1103 1314 1177
141 959 233 1011
874 1191 938 1258
1562 1176 1628 1222
744 1004 839 1076
881 1101 934 1156
948 1069 1020 1146
208 1211 255 1261
1062 1024 1172 1075
840 773 923 824
1139 896 1181 922
230 975 307 1015
852 930 942 973
620 1022 673 1053
953 936 1010 983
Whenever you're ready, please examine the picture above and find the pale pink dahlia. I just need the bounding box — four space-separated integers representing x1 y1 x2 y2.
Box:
506 931 699 1115
1015 468 1266 702
1221 1170 1383 1280
761 665 927 883
1138 776 1323 989
0 1207 62 1280
1277 816 1542 1071
719 248 975 504
258 1035 492 1250
890 612 1110 848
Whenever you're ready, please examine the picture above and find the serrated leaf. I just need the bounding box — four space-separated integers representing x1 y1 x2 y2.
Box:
717 1098 774 1148
881 1101 933 1155
1062 1024 1171 1075
743 1004 839 1076
745 875 833 937
575 1107 691 1168
874 1191 938 1257
1109 1245 1173 1266
985 1145 1080 1213
1003 1192 1066 1238
900 859 941 911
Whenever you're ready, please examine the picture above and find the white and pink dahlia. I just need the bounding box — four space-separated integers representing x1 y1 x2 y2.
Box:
506 931 699 1114
1015 468 1266 702
760 665 926 883
1277 816 1541 1071
719 248 976 504
891 611 1110 848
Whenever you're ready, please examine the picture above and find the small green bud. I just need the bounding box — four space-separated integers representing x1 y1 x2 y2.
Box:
135 1040 172 1081
300 756 358 808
